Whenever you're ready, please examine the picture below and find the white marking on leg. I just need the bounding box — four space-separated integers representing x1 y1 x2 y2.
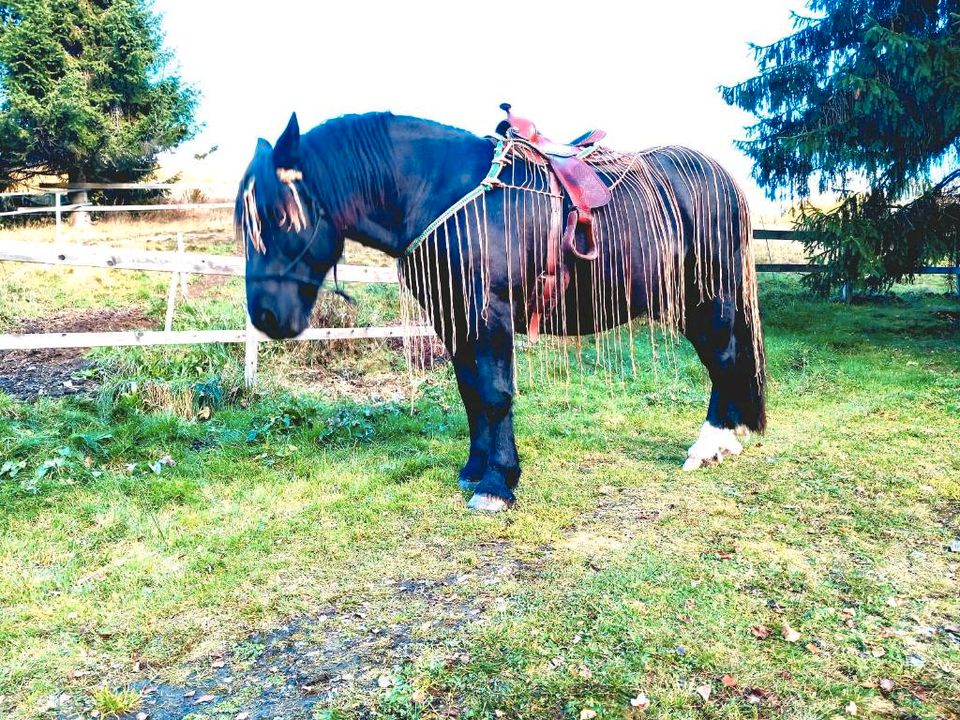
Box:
467 493 511 513
682 422 743 471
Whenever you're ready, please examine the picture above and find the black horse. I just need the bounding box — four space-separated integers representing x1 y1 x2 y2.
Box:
238 110 766 512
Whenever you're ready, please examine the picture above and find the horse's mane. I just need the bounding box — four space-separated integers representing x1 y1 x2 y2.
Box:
300 112 399 227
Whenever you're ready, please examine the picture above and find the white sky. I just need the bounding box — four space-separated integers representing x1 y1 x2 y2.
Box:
155 0 805 218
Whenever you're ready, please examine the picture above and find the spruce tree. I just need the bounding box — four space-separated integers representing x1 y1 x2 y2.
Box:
0 0 198 220
722 0 960 294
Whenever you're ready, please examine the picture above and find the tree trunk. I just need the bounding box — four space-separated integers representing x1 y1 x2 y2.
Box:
68 171 91 227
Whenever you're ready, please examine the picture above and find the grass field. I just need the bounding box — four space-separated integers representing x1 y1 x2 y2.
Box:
0 219 959 719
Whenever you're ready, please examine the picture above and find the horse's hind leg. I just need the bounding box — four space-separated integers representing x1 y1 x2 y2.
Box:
682 296 764 470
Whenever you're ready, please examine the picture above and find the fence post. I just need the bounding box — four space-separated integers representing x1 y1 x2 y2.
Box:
244 312 259 386
177 232 189 298
163 270 178 332
953 245 960 297
54 192 62 242
840 280 852 304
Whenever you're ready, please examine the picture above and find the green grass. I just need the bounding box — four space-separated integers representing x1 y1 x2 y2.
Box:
0 275 958 719
90 686 141 717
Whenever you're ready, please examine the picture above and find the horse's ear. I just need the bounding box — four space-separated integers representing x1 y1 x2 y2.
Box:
255 137 272 154
273 112 300 168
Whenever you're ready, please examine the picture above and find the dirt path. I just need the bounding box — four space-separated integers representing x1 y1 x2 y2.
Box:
57 489 659 719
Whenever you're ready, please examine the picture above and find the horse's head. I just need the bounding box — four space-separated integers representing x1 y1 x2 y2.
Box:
237 113 343 338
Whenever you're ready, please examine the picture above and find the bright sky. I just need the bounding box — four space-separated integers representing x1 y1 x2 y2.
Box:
155 0 805 218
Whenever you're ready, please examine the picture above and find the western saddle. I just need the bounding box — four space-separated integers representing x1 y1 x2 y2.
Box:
497 104 612 339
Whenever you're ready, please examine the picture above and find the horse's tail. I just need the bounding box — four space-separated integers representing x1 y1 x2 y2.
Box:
733 195 767 434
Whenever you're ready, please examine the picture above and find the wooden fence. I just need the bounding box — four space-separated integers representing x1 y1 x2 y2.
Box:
1 187 957 385
0 237 433 385
0 185 433 384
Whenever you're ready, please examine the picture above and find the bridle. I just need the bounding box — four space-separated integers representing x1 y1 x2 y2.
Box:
242 172 344 290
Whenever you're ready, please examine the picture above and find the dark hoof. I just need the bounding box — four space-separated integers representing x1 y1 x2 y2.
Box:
466 493 512 513
458 477 480 492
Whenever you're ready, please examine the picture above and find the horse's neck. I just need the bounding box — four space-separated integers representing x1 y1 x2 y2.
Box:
337 116 495 258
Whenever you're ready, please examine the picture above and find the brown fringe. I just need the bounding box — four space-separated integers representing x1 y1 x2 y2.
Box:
399 144 765 389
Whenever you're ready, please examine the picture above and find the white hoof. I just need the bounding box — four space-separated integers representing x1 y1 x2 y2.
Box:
466 493 511 513
683 422 743 471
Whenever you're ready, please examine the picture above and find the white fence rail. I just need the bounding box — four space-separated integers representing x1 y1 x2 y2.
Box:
0 238 433 385
3 183 957 387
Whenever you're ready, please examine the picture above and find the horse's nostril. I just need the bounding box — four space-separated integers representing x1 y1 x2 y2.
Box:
256 308 280 335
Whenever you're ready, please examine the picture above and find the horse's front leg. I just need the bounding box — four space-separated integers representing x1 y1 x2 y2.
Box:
452 348 489 492
462 312 519 513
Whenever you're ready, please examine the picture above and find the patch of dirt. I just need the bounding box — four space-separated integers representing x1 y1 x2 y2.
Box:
933 309 960 324
0 307 152 401
385 334 449 371
56 488 659 720
187 272 233 297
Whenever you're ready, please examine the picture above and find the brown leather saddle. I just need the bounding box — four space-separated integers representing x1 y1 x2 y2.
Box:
497 103 612 338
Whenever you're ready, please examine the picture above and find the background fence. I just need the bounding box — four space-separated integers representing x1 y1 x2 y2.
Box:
1 185 957 385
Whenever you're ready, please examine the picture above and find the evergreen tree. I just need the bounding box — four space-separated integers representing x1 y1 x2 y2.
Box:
0 0 198 218
722 0 960 294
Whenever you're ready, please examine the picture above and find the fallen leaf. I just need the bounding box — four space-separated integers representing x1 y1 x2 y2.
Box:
745 687 768 704
183 691 195 698
806 642 822 654
870 647 886 658
378 675 393 689
235 713 250 720
782 624 801 643
136 714 148 720
410 689 427 704
580 710 597 720
630 693 651 711
846 701 858 715
212 660 225 669
751 625 772 640
721 674 738 688
879 678 894 694
195 694 215 704
695 684 712 702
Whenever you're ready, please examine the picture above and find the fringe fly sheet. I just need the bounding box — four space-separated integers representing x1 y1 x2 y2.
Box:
397 141 764 386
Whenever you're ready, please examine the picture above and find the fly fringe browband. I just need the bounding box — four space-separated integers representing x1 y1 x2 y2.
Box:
240 168 308 258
